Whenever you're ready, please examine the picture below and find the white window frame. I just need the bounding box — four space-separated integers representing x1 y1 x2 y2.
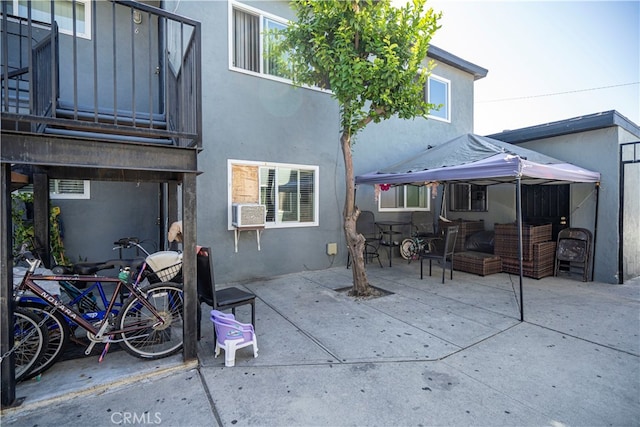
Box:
12 0 93 40
426 74 451 122
228 1 290 83
228 159 319 229
378 185 431 212
50 179 91 199
227 1 330 93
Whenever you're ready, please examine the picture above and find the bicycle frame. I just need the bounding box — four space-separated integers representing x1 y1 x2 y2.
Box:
15 260 167 355
21 278 123 326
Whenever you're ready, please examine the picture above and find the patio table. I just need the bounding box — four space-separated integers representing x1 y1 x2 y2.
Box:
375 220 410 267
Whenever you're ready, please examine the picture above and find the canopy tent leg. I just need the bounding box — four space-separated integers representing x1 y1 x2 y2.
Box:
593 182 600 282
516 177 524 322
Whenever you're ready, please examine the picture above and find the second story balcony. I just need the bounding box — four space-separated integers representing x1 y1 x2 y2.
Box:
1 0 201 153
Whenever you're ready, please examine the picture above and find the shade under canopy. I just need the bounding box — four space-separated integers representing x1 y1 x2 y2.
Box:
355 133 600 186
354 133 601 323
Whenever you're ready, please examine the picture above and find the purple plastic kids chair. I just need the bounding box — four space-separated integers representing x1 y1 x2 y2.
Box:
210 310 258 367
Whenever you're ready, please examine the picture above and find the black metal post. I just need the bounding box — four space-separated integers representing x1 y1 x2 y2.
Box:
1 164 16 407
516 177 524 322
182 173 197 361
592 182 600 282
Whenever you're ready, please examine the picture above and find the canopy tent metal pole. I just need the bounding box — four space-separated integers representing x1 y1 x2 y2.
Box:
438 183 447 232
516 177 524 322
592 182 600 282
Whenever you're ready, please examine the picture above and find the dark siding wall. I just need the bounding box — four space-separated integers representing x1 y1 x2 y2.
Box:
54 181 159 267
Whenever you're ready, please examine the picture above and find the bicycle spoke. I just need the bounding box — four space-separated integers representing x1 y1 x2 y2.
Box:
116 283 183 359
12 308 48 382
19 303 71 379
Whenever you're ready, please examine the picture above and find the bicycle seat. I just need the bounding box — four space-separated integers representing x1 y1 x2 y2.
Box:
52 264 74 274
73 262 116 275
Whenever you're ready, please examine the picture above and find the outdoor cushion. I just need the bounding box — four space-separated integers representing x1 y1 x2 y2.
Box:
464 230 495 254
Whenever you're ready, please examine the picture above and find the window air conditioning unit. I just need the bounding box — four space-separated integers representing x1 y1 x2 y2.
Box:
232 204 266 227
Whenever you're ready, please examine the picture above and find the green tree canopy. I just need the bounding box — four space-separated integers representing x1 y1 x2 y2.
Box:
276 0 441 137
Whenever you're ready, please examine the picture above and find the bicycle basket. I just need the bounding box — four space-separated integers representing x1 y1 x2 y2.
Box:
145 251 182 283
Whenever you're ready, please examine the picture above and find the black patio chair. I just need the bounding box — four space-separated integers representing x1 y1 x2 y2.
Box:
420 225 459 283
197 247 256 340
347 210 383 268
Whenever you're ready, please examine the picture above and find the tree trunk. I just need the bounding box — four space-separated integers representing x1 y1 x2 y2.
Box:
341 130 374 297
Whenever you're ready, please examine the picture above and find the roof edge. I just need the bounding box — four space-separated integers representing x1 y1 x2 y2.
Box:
427 45 488 81
486 110 640 144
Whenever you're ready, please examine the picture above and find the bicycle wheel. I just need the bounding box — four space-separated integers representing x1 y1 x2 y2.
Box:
116 282 183 359
400 238 417 260
18 302 71 379
13 307 48 382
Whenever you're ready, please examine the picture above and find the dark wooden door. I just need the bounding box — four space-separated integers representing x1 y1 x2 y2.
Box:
521 184 570 241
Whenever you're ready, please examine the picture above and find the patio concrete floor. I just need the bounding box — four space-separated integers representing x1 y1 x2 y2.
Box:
2 260 639 426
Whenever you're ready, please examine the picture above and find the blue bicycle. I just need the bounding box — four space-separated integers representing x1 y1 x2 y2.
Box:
15 238 182 379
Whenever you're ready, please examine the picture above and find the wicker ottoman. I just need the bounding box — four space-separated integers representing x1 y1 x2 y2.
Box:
454 251 502 276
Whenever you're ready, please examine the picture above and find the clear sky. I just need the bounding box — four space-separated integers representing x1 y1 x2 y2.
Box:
423 0 640 135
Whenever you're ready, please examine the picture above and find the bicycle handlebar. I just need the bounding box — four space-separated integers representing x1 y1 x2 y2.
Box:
113 237 151 256
15 248 42 272
114 237 139 248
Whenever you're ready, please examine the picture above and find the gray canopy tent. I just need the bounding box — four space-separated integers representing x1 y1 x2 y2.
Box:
355 133 601 321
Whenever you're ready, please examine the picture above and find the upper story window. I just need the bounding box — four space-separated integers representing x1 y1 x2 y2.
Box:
229 160 319 229
230 2 289 80
426 74 450 122
10 0 92 39
378 185 430 212
449 183 487 212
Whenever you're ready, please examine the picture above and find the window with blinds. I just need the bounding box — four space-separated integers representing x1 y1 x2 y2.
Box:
232 8 260 72
50 179 88 198
231 5 288 79
15 179 90 199
229 160 318 228
449 183 487 212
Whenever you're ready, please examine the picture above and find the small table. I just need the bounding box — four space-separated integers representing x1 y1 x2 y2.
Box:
375 220 410 267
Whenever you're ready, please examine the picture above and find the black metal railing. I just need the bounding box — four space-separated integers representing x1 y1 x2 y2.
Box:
1 0 201 148
32 23 57 126
1 12 51 120
167 21 200 148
